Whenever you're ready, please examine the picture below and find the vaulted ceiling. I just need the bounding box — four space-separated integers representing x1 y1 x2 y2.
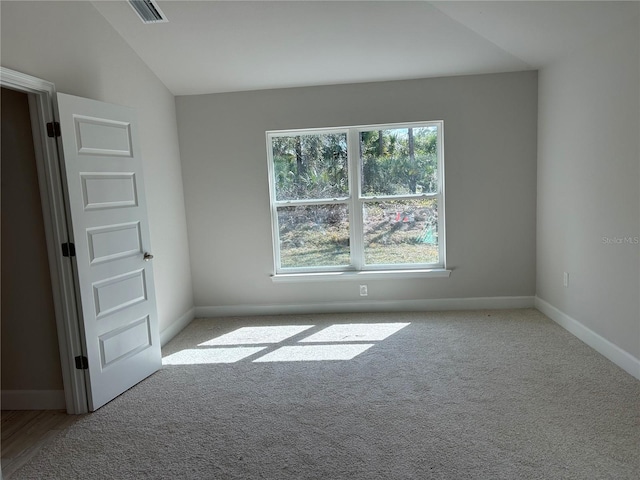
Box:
92 1 639 95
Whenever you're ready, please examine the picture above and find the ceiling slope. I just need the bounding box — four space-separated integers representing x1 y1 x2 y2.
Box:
92 1 639 95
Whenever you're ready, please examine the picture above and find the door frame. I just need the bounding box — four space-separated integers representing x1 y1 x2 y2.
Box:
1 67 89 414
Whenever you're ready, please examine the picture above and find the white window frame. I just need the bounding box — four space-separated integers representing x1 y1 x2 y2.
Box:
266 121 446 276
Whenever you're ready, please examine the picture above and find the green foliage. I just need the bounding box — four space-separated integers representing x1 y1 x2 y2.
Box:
271 127 438 201
278 205 350 268
272 133 348 201
361 127 438 196
277 204 346 235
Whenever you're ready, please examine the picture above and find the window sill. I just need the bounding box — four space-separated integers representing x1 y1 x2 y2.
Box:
271 269 451 283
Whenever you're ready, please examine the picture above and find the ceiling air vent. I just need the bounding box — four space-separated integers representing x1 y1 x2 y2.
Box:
129 0 168 24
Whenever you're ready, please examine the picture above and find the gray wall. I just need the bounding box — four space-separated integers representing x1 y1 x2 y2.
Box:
1 88 63 391
176 71 538 309
537 16 640 358
1 1 194 338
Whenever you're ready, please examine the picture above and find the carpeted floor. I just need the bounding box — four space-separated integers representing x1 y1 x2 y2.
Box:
11 309 640 479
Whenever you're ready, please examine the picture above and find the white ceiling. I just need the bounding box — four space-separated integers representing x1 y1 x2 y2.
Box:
92 1 639 96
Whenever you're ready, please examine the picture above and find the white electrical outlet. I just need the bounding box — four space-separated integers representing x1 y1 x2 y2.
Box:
359 285 368 296
563 272 569 287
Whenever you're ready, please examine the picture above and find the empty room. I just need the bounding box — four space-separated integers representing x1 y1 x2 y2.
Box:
1 1 638 478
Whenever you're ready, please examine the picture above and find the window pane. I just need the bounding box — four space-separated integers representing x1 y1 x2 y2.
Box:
363 198 438 266
277 204 350 268
360 126 438 197
271 132 348 201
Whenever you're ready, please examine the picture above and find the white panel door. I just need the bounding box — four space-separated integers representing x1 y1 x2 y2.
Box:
57 93 161 411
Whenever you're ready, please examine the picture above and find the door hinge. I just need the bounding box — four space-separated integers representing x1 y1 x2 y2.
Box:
61 242 76 257
46 121 61 138
75 355 89 370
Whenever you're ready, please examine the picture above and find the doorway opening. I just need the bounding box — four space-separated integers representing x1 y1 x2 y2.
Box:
0 69 88 414
1 87 65 409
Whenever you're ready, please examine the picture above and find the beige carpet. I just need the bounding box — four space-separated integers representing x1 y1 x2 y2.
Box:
12 309 640 479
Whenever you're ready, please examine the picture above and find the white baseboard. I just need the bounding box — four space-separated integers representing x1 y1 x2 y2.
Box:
1 390 66 410
195 296 535 318
160 307 195 346
535 297 640 380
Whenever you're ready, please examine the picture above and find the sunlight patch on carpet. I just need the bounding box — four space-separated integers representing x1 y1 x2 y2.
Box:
162 347 266 365
253 344 374 362
167 323 411 364
198 325 314 346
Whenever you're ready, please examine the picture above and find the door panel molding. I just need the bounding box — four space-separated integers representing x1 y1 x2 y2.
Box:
73 115 133 157
92 269 148 318
80 173 139 210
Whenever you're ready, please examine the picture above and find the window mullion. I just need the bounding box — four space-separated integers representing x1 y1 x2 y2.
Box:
347 128 364 269
274 198 349 207
437 124 445 268
360 193 439 202
266 133 282 273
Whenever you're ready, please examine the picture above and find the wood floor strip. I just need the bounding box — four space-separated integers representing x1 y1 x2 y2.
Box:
1 410 84 479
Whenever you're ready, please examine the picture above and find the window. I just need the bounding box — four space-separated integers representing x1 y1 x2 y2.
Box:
267 121 444 275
